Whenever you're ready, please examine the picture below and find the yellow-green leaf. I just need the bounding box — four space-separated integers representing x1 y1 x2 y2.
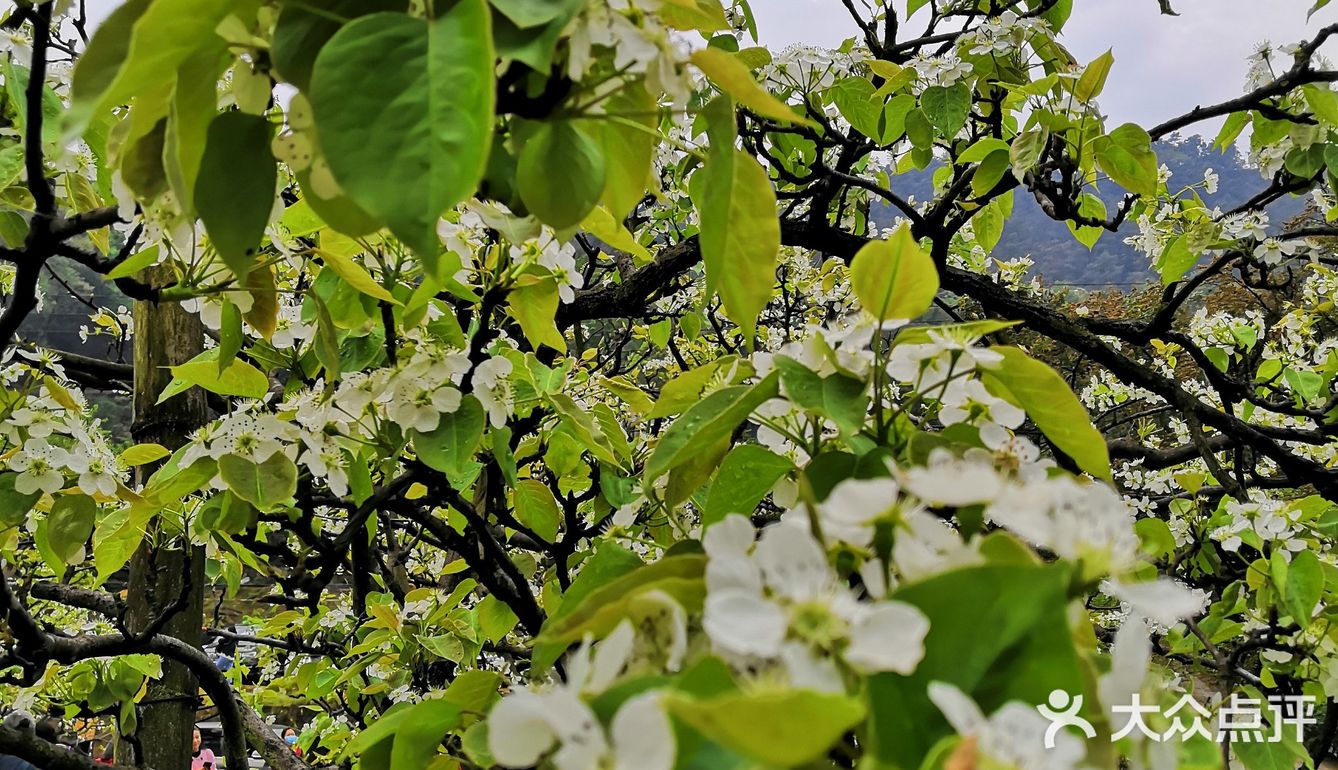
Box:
979 347 1112 482
692 147 780 341
118 444 171 467
850 224 939 321
691 48 815 127
1074 49 1114 102
317 248 399 304
507 276 566 353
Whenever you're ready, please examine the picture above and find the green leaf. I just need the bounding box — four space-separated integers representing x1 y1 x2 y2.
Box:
507 276 566 353
271 0 408 91
68 0 233 135
774 356 868 436
92 501 156 582
659 0 731 32
0 143 26 189
1066 192 1106 249
598 376 654 416
850 223 939 321
490 0 585 28
317 249 398 304
1074 49 1114 102
599 80 658 219
311 293 342 380
830 78 910 145
533 542 644 668
0 474 41 529
648 356 744 418
691 48 814 127
1156 235 1198 285
513 479 560 542
979 347 1112 481
1285 550 1324 625
969 148 1012 197
162 350 269 402
693 147 780 341
165 45 228 216
517 119 606 228
536 554 706 649
345 698 464 770
666 689 865 767
476 595 519 643
310 6 495 257
973 193 1009 253
195 111 277 280
218 453 299 511
1093 123 1158 197
581 206 651 263
1010 128 1046 175
920 83 971 137
1305 85 1338 126
868 564 1085 769
5 62 65 146
1214 111 1250 151
957 138 1009 164
702 445 792 527
105 245 159 280
217 300 244 374
413 395 485 484
118 444 171 467
46 495 96 566
1235 736 1315 770
644 370 779 481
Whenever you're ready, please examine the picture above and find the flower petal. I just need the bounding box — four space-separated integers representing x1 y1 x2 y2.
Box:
611 692 675 770
703 589 786 658
1106 578 1207 626
703 514 755 557
845 601 929 674
488 690 558 768
754 522 832 600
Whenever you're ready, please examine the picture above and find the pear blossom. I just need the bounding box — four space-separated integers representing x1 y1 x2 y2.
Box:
986 477 1139 571
472 355 514 428
386 377 462 433
488 628 676 770
928 682 1086 770
817 476 899 547
9 438 71 495
1103 578 1208 627
702 516 930 681
901 448 1003 507
1253 237 1299 265
64 449 120 497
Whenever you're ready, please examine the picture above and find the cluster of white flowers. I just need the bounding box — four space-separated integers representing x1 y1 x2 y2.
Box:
1212 497 1308 554
489 616 681 770
959 10 1051 58
766 44 866 92
568 0 691 106
702 515 930 688
1 371 120 498
78 305 133 344
906 52 972 88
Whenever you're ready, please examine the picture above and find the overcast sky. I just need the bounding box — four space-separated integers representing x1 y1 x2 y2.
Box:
761 0 1335 134
82 0 1334 136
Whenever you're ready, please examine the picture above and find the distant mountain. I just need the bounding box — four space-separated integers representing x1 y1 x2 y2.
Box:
872 135 1308 287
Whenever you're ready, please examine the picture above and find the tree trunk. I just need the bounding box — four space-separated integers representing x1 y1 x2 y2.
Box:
124 265 210 768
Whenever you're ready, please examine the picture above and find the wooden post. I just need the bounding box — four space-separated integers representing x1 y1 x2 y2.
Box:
123 264 210 769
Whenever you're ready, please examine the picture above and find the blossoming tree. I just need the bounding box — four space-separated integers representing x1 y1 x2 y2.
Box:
1 0 1337 769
